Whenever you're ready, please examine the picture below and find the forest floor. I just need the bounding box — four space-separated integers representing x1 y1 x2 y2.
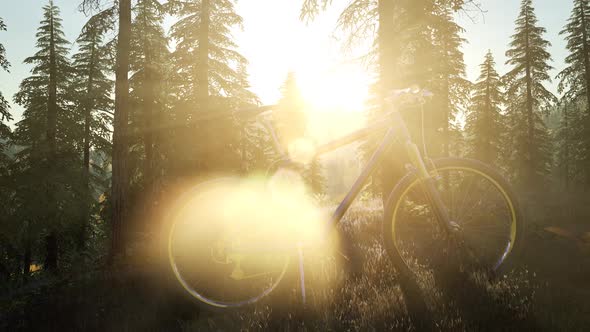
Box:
2 196 590 331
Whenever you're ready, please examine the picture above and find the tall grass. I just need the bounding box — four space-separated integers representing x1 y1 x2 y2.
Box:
3 198 589 331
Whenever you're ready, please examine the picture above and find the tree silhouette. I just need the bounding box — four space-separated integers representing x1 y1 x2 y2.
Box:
466 51 506 166
72 9 114 249
504 0 556 185
557 0 590 186
12 0 80 272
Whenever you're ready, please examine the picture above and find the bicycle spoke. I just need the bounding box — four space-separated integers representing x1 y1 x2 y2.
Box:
392 163 518 275
457 174 476 214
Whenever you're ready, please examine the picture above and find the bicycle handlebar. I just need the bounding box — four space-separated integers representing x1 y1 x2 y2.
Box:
237 87 432 121
386 88 434 106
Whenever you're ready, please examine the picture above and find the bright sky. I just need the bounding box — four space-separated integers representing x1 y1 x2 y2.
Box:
0 0 573 127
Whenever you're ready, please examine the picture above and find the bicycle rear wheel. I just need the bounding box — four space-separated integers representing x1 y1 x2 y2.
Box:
383 158 524 276
167 178 290 308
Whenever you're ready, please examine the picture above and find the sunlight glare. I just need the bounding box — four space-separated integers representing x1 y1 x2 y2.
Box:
296 63 372 113
287 137 317 164
166 175 338 305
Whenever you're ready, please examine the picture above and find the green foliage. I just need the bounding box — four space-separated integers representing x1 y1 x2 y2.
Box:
553 100 586 189
0 17 15 281
557 0 590 186
4 2 590 331
465 51 506 166
10 1 86 273
429 7 471 158
504 0 556 185
167 0 259 174
557 0 590 101
354 1 470 197
13 2 77 152
128 0 170 189
0 17 11 146
72 10 114 163
70 6 114 253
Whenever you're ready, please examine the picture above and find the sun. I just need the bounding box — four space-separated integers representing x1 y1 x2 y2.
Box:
295 63 373 113
288 63 373 144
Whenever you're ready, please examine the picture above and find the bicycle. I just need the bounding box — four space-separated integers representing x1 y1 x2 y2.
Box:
166 88 524 309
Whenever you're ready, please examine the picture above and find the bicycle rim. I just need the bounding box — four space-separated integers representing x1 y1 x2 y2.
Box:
390 164 518 273
167 180 290 308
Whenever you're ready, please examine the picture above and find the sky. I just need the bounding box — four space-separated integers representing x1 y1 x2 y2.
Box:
0 0 574 126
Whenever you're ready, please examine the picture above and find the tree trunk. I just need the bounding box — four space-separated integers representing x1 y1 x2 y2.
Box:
143 46 154 194
486 61 494 164
564 102 570 190
377 0 401 205
524 7 535 186
197 0 210 171
23 236 31 281
110 0 132 262
79 34 97 251
579 1 590 187
45 4 58 272
442 80 450 159
47 4 57 155
377 1 433 328
44 232 58 271
198 0 210 111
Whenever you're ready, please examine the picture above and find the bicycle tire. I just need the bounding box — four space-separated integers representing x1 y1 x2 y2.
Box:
382 157 525 276
166 177 290 309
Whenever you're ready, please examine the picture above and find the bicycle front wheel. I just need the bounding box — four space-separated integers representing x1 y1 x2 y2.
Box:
383 158 524 276
167 178 290 309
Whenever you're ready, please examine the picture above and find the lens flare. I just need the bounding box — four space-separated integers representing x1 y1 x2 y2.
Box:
166 174 336 307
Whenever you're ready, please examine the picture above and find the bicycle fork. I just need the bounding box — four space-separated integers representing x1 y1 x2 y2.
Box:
406 140 478 267
404 140 455 236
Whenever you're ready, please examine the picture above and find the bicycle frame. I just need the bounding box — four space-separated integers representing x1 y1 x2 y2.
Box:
167 101 467 308
257 105 455 240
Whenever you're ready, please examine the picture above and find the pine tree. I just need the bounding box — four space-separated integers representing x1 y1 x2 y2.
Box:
301 0 474 200
239 122 276 173
0 17 11 147
465 51 506 166
431 7 470 159
72 11 114 248
168 0 258 173
79 0 127 265
276 72 306 150
12 1 81 272
129 0 170 192
75 0 128 262
0 17 16 279
304 158 326 196
553 99 584 189
235 62 269 173
557 0 590 186
504 0 556 185
110 0 132 261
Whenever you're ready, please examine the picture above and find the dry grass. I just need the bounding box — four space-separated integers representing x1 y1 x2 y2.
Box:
3 198 589 331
